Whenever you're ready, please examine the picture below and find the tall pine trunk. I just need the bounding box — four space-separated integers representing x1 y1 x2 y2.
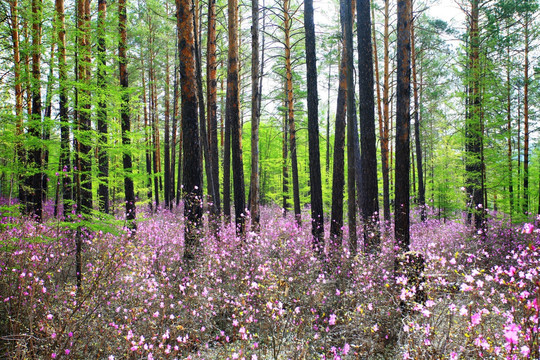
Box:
177 0 203 262
207 0 221 216
395 0 411 251
249 0 261 229
97 0 109 214
119 0 136 230
357 0 380 252
56 0 72 218
284 0 301 225
29 0 43 221
304 0 324 256
227 0 246 234
411 14 425 221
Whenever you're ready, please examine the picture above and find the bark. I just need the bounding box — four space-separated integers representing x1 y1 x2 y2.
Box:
357 0 380 252
140 53 153 211
193 7 217 218
329 48 347 250
411 14 425 221
207 0 221 215
97 0 109 214
282 87 289 216
506 36 513 217
395 0 411 251
342 0 358 256
304 0 324 256
77 0 92 216
249 0 261 229
29 0 43 221
284 0 301 225
9 0 26 207
465 0 484 230
172 35 179 206
56 0 72 218
523 12 529 215
381 0 391 222
227 0 246 234
164 4 171 210
177 0 203 262
119 0 136 230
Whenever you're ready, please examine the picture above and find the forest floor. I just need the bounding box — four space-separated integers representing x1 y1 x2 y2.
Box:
0 202 539 359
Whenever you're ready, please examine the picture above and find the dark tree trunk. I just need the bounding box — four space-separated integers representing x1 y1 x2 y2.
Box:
97 0 109 214
193 8 218 217
304 0 324 256
171 36 179 206
119 0 136 230
29 0 43 221
329 49 347 251
342 0 358 256
465 0 484 231
395 0 411 251
77 0 92 216
411 16 425 221
177 0 202 262
164 5 171 210
56 0 72 218
357 0 380 252
523 10 529 215
249 0 261 229
282 87 289 217
228 0 246 234
284 0 301 225
381 0 391 222
207 0 221 215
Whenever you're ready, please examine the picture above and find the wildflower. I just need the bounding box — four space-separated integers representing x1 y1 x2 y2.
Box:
504 323 519 344
329 313 337 325
520 345 530 357
522 223 534 234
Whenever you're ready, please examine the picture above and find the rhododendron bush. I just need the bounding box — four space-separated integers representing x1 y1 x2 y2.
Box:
0 205 539 359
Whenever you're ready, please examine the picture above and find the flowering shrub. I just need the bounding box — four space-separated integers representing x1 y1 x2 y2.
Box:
1 203 538 359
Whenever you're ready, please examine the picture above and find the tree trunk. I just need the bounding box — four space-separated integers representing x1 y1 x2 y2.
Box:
140 53 153 211
77 0 92 216
304 0 324 256
55 0 72 218
357 0 380 252
228 0 246 234
207 0 221 215
342 0 358 256
282 85 289 217
193 8 218 218
249 0 261 229
465 0 484 231
506 34 513 218
119 0 136 230
177 0 203 262
411 14 425 221
329 47 347 251
284 0 301 225
164 4 171 210
9 0 27 208
29 0 43 221
97 0 109 214
381 0 391 222
395 0 411 251
523 11 529 215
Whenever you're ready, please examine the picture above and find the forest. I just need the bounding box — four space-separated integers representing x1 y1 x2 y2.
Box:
0 0 539 358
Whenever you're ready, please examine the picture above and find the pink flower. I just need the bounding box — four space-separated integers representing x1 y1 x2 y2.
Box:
522 223 534 234
471 312 481 326
504 323 519 344
329 313 337 325
520 345 530 357
65 349 70 355
342 343 350 355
